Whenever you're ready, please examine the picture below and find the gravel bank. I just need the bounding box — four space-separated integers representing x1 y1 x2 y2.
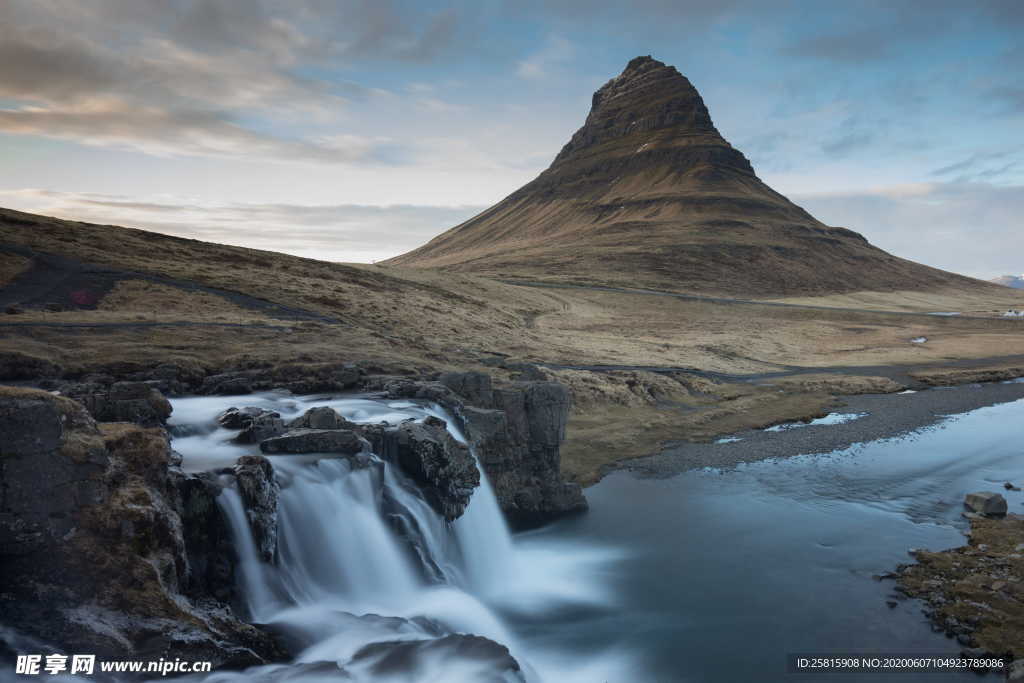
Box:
628 379 1024 476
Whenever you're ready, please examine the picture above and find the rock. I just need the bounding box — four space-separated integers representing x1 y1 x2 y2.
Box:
382 419 480 521
1008 659 1024 682
375 373 586 527
234 456 279 563
217 406 287 443
0 387 282 666
347 633 524 682
63 381 172 427
172 471 235 602
218 406 269 430
289 406 354 430
260 428 364 455
1005 482 1021 491
477 382 587 528
0 387 108 554
4 304 23 314
964 491 1008 518
383 378 459 410
236 413 286 445
439 371 494 408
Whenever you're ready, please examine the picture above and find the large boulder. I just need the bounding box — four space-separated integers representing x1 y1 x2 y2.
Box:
234 455 279 563
964 491 1008 518
260 428 364 455
173 471 236 602
289 406 354 430
63 381 172 427
0 387 108 555
379 417 480 521
0 386 282 666
218 407 286 444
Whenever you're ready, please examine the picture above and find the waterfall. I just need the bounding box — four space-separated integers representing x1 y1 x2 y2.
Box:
177 396 529 681
168 394 622 683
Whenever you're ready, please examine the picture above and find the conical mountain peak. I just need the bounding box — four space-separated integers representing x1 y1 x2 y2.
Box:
388 56 976 298
553 56 717 165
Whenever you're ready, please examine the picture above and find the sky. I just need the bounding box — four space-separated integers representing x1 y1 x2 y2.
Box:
0 0 1021 278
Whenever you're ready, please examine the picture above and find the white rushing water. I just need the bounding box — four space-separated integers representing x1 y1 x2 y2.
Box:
168 393 630 683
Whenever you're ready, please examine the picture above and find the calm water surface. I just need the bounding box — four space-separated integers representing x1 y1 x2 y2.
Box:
513 398 1024 682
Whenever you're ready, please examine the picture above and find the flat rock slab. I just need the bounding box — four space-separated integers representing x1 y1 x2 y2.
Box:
260 428 363 455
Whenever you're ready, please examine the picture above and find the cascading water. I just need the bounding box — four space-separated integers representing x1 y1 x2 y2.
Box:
168 393 629 683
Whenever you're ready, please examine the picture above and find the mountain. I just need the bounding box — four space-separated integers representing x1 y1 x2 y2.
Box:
991 275 1024 290
388 56 992 297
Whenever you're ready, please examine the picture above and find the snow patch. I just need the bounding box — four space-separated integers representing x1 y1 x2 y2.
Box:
765 412 869 432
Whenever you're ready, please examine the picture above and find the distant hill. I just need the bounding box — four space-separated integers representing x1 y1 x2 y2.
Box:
991 275 1024 290
389 56 997 297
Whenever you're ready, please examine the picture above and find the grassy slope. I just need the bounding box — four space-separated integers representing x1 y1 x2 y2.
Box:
3 206 1024 483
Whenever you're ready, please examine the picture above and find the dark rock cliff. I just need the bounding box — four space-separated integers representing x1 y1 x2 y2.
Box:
382 371 587 529
0 386 282 667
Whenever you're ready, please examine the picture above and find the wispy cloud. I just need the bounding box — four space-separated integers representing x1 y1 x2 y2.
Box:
0 189 485 262
0 1 466 164
516 35 574 80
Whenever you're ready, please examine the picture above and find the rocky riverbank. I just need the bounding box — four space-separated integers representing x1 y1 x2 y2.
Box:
892 495 1024 680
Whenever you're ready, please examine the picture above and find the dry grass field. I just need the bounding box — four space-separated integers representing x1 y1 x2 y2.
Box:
3 205 1024 483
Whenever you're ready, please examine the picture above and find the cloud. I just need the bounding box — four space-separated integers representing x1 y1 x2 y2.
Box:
516 35 574 80
0 1 464 163
0 189 484 262
792 181 1024 279
779 29 892 63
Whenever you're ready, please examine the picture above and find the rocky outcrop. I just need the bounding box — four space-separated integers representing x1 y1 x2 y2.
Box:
391 371 587 528
63 380 172 427
379 416 480 522
218 406 286 444
234 455 279 563
260 428 365 455
0 386 282 667
894 514 1024 665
